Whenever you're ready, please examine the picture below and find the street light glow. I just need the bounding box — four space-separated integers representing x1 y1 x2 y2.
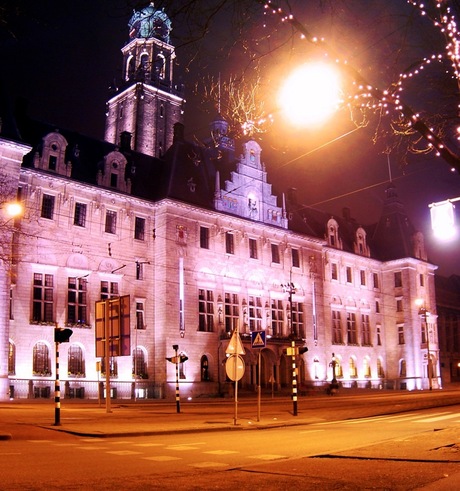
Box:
279 62 342 127
429 200 457 241
5 202 23 218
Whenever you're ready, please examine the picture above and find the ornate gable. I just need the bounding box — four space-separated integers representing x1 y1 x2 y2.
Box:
214 140 287 228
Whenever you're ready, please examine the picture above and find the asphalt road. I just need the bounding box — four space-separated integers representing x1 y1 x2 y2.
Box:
1 392 460 490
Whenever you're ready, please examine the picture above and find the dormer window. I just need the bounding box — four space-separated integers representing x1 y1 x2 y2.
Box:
48 155 57 171
35 132 70 177
354 227 369 257
327 218 341 248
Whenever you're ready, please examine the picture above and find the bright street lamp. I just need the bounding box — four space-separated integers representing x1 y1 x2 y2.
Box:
278 61 342 127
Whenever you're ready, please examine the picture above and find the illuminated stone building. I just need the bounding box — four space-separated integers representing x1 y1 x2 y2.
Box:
0 4 441 401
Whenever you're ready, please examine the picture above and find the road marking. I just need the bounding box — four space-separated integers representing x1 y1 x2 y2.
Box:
249 454 286 460
413 413 460 423
143 455 181 461
77 446 109 451
166 445 200 451
106 450 143 456
107 441 135 445
27 440 53 443
189 462 229 468
133 443 164 447
204 450 239 455
298 429 326 434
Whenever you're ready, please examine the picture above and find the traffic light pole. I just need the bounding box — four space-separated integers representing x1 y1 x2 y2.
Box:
291 339 298 416
53 340 61 426
173 344 180 413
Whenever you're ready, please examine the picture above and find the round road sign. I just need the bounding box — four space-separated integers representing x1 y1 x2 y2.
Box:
225 354 245 381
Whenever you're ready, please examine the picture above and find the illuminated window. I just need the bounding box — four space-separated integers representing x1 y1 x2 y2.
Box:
248 296 262 331
33 342 51 376
32 273 54 323
201 355 210 381
8 342 15 375
41 194 55 219
68 345 85 377
67 277 88 325
271 299 284 336
332 310 343 344
361 314 371 346
349 357 358 378
363 357 371 378
224 292 239 333
198 289 214 332
346 312 357 345
105 210 117 234
133 348 147 378
377 358 384 377
136 302 145 330
74 202 87 227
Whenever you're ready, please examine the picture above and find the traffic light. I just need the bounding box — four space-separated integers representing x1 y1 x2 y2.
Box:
54 328 73 343
283 346 308 356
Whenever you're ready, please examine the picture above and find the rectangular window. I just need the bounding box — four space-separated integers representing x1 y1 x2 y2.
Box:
48 155 57 171
331 263 338 281
100 281 119 300
373 272 379 289
271 299 284 336
136 302 145 329
200 226 210 249
291 302 304 338
67 277 88 325
398 324 405 344
32 273 54 323
394 271 402 288
74 202 87 227
360 270 366 286
110 173 118 188
375 300 380 313
134 217 145 241
332 310 343 344
419 273 425 287
248 296 262 331
225 232 234 254
346 266 353 284
105 210 117 234
41 194 55 219
136 261 144 280
292 248 300 268
249 238 258 259
376 325 382 346
9 288 13 320
271 243 280 264
361 314 371 345
396 298 403 312
346 312 357 345
224 292 239 333
198 289 214 332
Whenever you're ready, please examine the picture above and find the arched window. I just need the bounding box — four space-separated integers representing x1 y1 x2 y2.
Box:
68 345 85 377
349 357 357 378
399 359 407 377
155 54 166 79
101 357 118 378
8 341 15 375
133 348 147 379
363 357 371 378
201 355 210 381
33 342 51 376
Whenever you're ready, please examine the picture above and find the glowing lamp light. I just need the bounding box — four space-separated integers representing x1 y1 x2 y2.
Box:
278 61 342 127
429 200 457 241
5 202 23 218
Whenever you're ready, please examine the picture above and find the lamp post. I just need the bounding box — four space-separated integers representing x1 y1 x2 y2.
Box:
329 353 339 395
416 299 432 391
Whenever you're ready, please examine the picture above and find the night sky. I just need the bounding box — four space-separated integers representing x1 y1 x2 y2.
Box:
2 1 460 277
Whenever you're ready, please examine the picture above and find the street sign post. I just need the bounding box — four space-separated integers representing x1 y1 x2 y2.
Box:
251 331 266 422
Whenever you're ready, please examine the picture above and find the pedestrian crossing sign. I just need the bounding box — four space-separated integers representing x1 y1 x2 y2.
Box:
251 330 266 348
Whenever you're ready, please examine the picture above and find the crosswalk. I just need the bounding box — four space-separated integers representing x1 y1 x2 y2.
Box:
314 410 460 426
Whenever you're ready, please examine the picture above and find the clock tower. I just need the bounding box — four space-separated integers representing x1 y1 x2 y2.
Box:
104 4 184 157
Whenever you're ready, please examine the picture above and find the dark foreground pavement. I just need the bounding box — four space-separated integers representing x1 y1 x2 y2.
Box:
1 389 460 490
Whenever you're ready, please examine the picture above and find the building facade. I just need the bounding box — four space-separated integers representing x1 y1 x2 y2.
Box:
0 4 441 401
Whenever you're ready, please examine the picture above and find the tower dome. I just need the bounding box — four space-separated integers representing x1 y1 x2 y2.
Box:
128 3 172 43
